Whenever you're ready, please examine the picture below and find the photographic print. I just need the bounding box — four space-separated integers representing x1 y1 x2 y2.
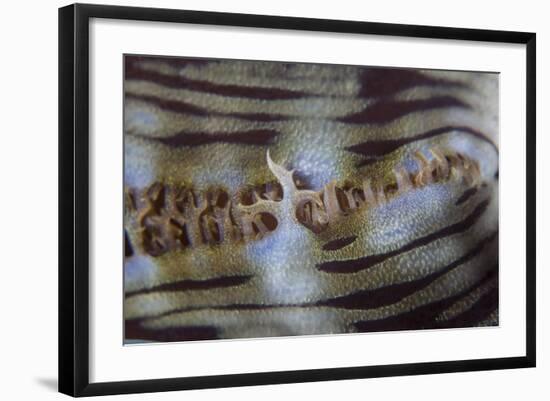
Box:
123 55 499 343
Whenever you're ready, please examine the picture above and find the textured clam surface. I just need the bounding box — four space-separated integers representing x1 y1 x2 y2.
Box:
124 55 499 343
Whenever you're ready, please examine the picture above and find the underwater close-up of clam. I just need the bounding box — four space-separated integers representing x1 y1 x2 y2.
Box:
123 55 499 343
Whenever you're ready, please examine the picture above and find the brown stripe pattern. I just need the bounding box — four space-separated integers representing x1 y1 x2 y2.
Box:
124 55 499 342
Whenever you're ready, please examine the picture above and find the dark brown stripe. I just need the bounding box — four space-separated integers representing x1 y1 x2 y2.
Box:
134 302 305 321
317 231 497 310
338 96 470 125
125 59 309 100
126 93 291 122
230 111 290 122
358 68 468 98
345 125 498 167
125 275 253 298
124 230 133 258
456 187 478 205
125 320 218 342
317 199 491 273
126 55 212 69
353 266 498 333
437 287 499 328
137 129 279 147
127 93 209 116
322 236 357 251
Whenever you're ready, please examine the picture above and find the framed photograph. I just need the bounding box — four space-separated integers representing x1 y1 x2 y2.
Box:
58 2 536 397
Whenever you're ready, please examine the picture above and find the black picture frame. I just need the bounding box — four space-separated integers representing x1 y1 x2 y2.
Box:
59 3 536 397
